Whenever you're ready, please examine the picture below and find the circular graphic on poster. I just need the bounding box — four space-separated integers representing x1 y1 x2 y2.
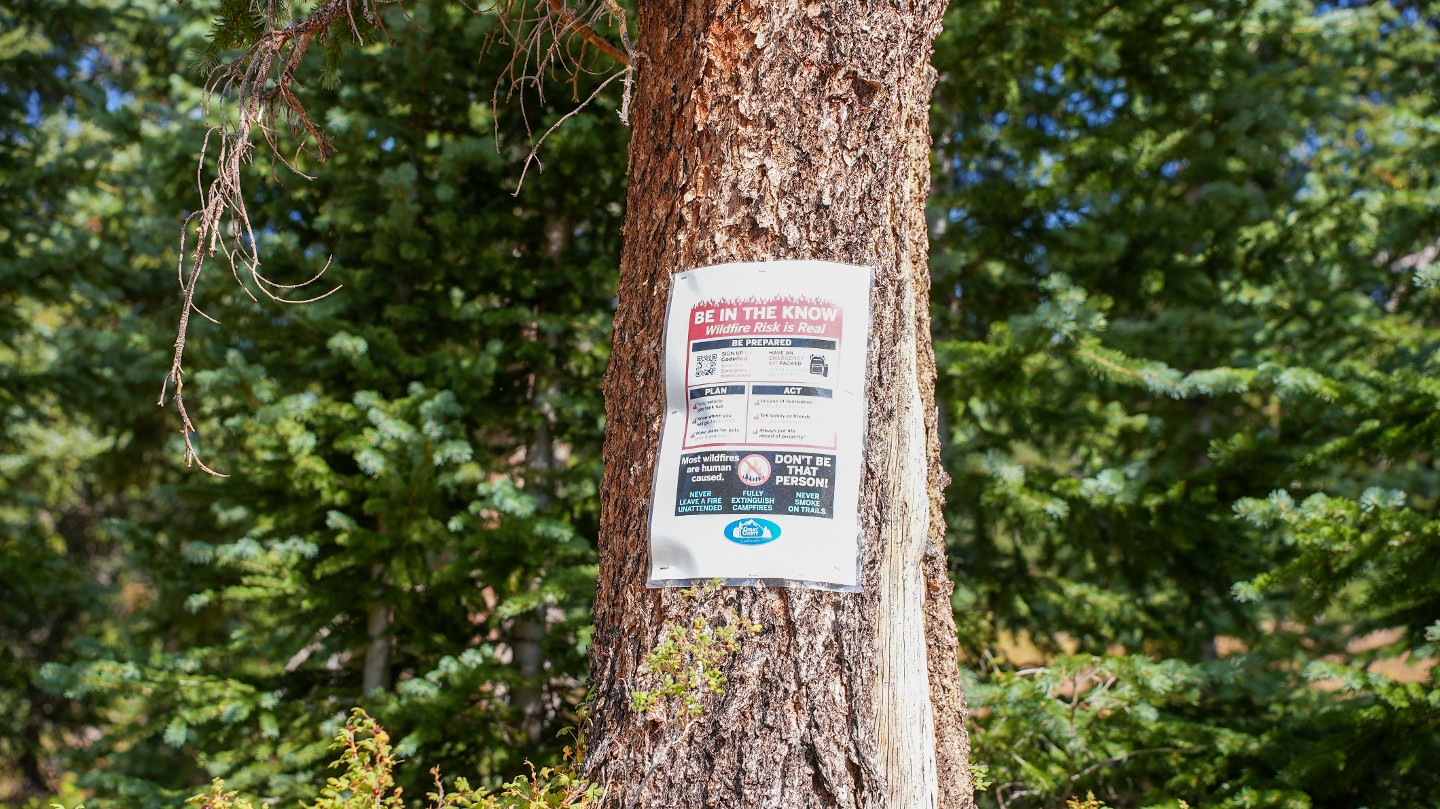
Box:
736 453 772 487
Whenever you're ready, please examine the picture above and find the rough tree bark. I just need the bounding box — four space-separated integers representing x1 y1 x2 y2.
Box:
587 1 973 807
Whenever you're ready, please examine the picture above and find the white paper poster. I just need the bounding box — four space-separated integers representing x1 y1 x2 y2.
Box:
648 260 872 589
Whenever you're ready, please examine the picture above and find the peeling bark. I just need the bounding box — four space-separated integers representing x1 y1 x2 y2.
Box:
587 1 972 807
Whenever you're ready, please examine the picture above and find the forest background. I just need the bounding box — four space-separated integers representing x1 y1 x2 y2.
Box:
3 0 1439 807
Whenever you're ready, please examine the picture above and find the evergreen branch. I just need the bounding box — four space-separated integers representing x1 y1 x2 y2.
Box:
1066 746 1197 783
1075 346 1141 381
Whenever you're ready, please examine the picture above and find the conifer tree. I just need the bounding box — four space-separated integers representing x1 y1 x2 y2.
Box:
18 0 624 802
931 1 1440 805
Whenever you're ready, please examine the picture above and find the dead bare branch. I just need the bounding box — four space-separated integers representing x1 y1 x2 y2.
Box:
485 0 637 189
165 0 634 474
544 0 628 65
513 67 626 194
162 0 388 476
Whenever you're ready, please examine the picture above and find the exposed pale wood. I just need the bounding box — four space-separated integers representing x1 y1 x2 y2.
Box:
875 295 939 808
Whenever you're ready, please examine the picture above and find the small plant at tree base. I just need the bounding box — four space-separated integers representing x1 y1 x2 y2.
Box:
968 762 993 795
184 781 255 809
628 603 762 720
181 708 600 809
1065 792 1109 809
309 709 405 809
429 718 601 808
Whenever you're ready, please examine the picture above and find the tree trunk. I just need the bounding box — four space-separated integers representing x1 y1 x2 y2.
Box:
509 205 572 745
588 1 972 807
363 561 392 695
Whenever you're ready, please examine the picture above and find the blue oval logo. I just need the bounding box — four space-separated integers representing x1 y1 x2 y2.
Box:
724 518 781 545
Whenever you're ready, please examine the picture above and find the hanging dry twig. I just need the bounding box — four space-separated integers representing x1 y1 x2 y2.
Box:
162 0 401 476
484 0 637 191
164 0 635 475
